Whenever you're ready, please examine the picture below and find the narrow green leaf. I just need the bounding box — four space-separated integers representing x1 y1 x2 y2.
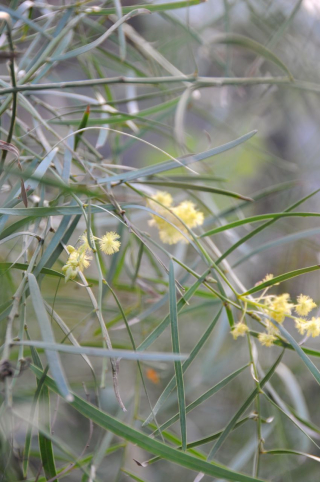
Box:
233 227 320 268
262 391 320 451
249 331 320 358
0 5 52 37
112 0 126 60
13 340 188 362
0 204 115 217
160 175 227 182
210 181 296 225
137 270 210 352
0 216 36 240
0 263 64 278
121 468 150 482
218 188 320 265
264 449 320 463
212 34 293 80
242 265 320 295
52 9 150 62
143 308 222 427
201 212 320 237
206 351 284 460
74 105 90 150
87 0 204 15
51 96 179 126
32 214 72 277
187 418 252 449
135 181 253 201
268 319 320 386
27 273 73 401
145 417 252 466
169 260 187 451
97 131 257 184
23 365 50 479
30 365 266 482
39 385 57 479
155 364 249 435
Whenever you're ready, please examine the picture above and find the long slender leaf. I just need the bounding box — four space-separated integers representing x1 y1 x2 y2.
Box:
268 319 320 386
264 449 320 463
97 131 257 183
88 0 204 15
201 212 320 237
137 269 211 352
135 180 253 201
233 227 320 268
212 34 293 79
217 188 320 264
0 263 64 278
52 10 150 62
39 383 57 479
206 351 284 460
169 260 187 450
143 308 222 426
155 364 249 435
242 265 320 295
27 273 73 401
30 365 265 482
13 340 188 362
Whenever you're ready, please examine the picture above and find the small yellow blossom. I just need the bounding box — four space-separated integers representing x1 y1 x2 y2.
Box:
295 294 317 317
265 293 293 323
265 320 279 336
231 322 249 340
295 318 308 335
99 231 121 255
148 191 204 245
173 201 204 229
305 317 320 338
258 332 277 347
262 274 274 283
157 219 185 245
79 233 97 251
150 191 173 208
62 249 91 282
62 264 78 282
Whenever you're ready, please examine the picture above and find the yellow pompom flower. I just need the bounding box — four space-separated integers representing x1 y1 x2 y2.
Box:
99 231 121 255
295 294 316 316
157 219 185 245
148 191 204 245
258 332 277 347
150 191 173 208
173 201 204 229
79 233 97 251
265 293 293 323
295 318 308 335
231 322 249 340
305 317 320 338
62 249 91 282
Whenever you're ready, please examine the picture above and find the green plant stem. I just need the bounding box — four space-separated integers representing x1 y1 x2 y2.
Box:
0 75 292 96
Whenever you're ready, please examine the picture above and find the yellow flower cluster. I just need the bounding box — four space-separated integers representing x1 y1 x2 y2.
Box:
231 322 249 340
264 293 294 323
62 244 91 282
232 274 319 347
62 231 121 282
259 293 319 345
148 191 204 245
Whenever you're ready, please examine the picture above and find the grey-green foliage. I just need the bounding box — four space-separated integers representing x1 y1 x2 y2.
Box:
0 1 320 481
